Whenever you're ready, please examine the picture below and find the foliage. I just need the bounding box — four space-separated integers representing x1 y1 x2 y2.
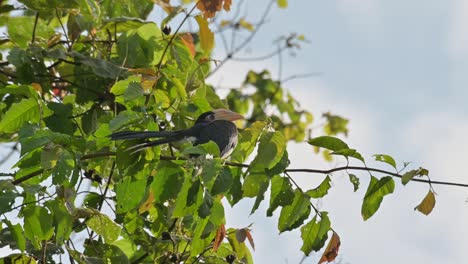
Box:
0 0 434 263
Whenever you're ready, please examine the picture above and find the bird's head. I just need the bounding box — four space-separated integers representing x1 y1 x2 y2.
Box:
195 109 244 124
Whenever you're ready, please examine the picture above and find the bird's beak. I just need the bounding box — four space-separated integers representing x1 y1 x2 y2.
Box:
212 109 244 121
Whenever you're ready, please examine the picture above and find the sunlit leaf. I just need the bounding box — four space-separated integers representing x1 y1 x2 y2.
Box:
195 15 214 54
361 176 395 220
0 98 40 133
267 175 294 216
250 131 286 171
22 205 54 249
306 176 332 198
115 177 146 213
308 136 349 152
278 190 311 232
300 212 331 255
374 154 397 169
87 212 121 244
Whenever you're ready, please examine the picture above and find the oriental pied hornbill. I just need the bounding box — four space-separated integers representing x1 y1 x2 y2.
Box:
110 109 244 158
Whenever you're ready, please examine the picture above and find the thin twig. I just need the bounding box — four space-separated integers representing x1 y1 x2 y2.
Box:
281 72 322 84
31 12 39 43
156 2 199 71
207 0 276 78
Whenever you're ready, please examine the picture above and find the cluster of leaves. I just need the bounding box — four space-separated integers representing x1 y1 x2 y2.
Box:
0 0 435 263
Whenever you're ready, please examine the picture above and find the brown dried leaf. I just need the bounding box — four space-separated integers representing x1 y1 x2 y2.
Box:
245 229 255 251
138 191 155 214
180 33 196 58
223 0 232 11
213 224 226 252
415 190 436 215
318 232 341 264
197 0 231 18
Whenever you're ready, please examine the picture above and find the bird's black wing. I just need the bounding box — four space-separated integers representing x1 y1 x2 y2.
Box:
195 120 238 158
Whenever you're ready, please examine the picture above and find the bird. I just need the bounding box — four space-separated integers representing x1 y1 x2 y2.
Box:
109 109 244 158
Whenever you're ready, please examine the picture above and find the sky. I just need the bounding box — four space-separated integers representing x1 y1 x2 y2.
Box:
1 0 468 263
206 0 468 263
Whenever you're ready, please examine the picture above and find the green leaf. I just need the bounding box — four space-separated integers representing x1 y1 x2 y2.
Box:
22 205 54 249
300 213 331 255
348 173 360 192
361 176 395 220
401 167 429 185
0 84 39 99
117 23 164 68
4 220 26 252
374 154 397 169
211 167 233 196
331 148 365 163
0 187 18 215
277 0 288 8
250 131 286 171
87 212 121 244
182 141 220 157
308 136 349 152
109 110 141 131
195 15 214 54
278 190 311 232
151 161 185 203
173 177 203 217
415 190 436 215
45 199 73 245
306 176 332 198
231 121 266 163
100 0 153 19
115 177 146 213
0 98 40 133
70 52 124 79
44 102 76 134
267 175 294 216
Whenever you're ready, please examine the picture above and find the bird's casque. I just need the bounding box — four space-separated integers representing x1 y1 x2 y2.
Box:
110 109 243 158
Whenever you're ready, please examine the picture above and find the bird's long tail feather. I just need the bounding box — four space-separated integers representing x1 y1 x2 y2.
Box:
126 137 180 154
109 130 178 140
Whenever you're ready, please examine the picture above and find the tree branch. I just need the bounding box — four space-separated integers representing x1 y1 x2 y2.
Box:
4 152 468 188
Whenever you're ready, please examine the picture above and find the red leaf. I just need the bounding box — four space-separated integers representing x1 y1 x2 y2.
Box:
245 229 255 251
213 224 226 252
318 232 341 263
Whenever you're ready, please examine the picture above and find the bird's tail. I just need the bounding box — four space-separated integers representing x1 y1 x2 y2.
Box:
109 130 178 140
125 137 182 154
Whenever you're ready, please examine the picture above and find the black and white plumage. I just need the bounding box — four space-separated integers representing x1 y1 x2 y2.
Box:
110 109 243 158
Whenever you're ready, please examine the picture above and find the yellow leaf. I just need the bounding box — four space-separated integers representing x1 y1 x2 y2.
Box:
239 18 254 31
415 190 436 215
220 20 231 27
277 0 288 8
195 15 214 54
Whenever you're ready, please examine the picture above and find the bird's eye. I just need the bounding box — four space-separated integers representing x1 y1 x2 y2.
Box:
206 114 215 121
